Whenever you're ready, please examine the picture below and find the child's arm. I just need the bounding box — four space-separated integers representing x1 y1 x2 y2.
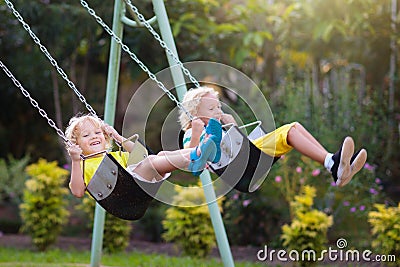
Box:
220 113 237 126
67 144 86 198
185 116 234 148
186 118 205 148
103 124 135 153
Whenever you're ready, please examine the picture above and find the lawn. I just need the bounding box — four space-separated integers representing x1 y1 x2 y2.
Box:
0 247 267 267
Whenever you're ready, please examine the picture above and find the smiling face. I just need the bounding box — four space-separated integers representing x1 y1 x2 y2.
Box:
196 92 223 125
75 119 107 155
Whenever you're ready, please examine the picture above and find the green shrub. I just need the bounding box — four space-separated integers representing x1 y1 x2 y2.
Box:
132 201 168 242
0 155 30 233
368 203 400 266
162 184 224 258
0 155 30 205
19 159 70 251
223 189 288 247
281 185 333 266
78 196 132 253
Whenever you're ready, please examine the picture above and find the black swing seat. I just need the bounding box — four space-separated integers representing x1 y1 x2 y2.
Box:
86 153 164 221
209 122 279 193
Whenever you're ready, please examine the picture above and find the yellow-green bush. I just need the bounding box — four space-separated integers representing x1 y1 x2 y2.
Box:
368 203 400 266
19 159 70 251
281 185 333 265
162 185 224 258
78 196 131 253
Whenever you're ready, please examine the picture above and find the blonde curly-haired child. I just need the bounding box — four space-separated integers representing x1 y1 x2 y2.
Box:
65 113 222 197
179 86 367 187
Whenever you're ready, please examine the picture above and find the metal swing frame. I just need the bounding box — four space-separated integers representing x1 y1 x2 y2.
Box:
80 0 278 194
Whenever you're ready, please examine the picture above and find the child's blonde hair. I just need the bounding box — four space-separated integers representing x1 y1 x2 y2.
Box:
65 114 112 149
179 86 219 131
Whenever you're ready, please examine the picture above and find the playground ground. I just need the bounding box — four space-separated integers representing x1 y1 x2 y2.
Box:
0 234 260 262
0 234 388 266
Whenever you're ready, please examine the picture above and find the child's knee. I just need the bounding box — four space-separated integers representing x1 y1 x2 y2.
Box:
292 121 301 129
143 155 157 165
287 122 300 144
157 151 167 156
288 122 299 133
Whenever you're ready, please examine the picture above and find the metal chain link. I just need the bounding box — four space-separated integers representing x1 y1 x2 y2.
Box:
80 0 194 120
123 0 201 89
4 0 97 117
0 60 71 145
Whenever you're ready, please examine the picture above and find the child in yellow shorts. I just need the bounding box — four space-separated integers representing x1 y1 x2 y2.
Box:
179 86 367 187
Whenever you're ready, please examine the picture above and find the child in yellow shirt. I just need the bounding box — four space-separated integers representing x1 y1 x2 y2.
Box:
65 113 222 197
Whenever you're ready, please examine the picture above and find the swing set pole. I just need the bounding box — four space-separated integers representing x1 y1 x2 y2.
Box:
90 1 234 266
90 0 125 266
152 1 235 266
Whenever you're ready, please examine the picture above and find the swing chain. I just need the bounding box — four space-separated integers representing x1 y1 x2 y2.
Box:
123 0 201 88
80 0 194 121
0 60 71 145
4 0 97 117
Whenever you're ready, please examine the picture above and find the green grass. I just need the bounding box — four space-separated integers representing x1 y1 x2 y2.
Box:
0 247 266 267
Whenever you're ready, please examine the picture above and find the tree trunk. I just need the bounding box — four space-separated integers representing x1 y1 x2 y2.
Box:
70 54 80 115
385 0 397 163
51 69 69 161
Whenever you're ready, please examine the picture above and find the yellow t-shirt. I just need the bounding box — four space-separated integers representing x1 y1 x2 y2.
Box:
82 151 129 186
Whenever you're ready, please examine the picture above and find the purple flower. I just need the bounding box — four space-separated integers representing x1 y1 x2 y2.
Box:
296 167 302 173
343 201 350 206
312 169 321 176
331 182 337 187
364 163 374 171
359 205 366 211
63 164 71 170
275 176 282 183
369 188 378 195
350 207 356 212
232 193 239 200
243 199 251 207
375 178 381 184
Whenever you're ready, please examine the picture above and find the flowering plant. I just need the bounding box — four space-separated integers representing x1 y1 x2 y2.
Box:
272 152 386 248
